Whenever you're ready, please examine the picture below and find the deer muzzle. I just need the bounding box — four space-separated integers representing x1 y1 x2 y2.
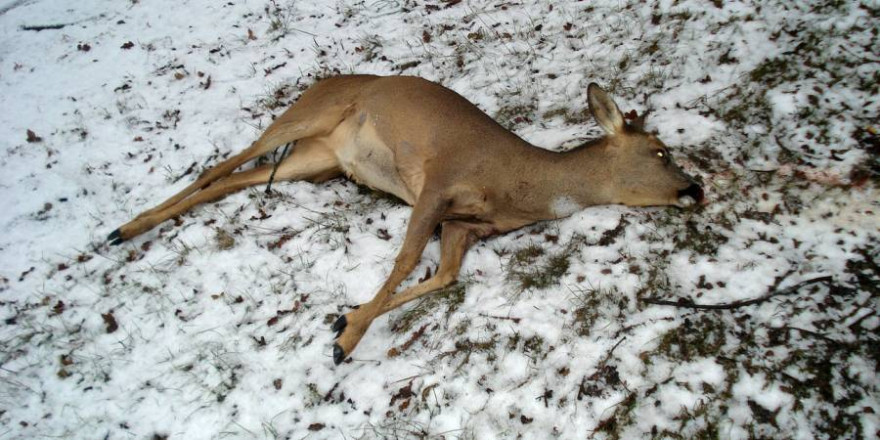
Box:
676 183 704 207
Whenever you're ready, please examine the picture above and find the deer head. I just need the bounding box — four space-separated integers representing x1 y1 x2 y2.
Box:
587 83 704 208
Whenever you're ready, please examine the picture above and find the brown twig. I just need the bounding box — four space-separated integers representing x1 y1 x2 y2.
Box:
478 313 521 324
783 326 847 346
21 23 67 31
640 275 832 310
600 337 626 365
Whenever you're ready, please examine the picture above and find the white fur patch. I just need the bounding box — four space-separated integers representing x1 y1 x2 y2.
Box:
551 196 583 218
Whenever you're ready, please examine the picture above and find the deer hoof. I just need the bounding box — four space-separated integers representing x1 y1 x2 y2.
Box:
107 229 125 246
332 315 347 339
333 343 347 365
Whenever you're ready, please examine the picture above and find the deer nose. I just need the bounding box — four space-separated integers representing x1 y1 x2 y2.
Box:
677 183 704 206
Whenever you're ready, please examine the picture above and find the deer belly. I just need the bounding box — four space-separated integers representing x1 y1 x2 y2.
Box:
333 123 417 205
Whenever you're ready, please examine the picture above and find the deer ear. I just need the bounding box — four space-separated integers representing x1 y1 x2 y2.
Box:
588 83 625 136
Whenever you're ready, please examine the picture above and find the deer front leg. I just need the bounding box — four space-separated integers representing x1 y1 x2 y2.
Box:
332 194 448 365
377 221 475 314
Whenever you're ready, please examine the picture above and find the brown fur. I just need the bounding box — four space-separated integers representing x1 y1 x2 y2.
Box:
109 75 702 364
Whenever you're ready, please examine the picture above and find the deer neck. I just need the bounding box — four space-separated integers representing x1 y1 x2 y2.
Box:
508 139 617 219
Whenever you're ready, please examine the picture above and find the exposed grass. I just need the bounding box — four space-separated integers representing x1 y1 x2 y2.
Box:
570 285 625 337
622 260 879 438
506 243 571 292
591 391 637 439
390 280 469 335
495 102 538 131
542 107 588 125
655 400 722 439
257 83 296 112
357 35 384 63
437 335 498 368
651 315 727 361
213 227 236 250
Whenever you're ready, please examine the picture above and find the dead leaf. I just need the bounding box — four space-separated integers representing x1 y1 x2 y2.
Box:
390 381 414 410
377 229 391 240
101 312 118 333
26 129 42 143
421 383 438 400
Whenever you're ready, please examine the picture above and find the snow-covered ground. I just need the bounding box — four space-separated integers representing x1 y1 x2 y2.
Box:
1 0 878 438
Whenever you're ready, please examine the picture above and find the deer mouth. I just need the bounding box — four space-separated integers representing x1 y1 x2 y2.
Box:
676 183 704 207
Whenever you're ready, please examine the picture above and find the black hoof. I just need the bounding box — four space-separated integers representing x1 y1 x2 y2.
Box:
333 343 346 365
331 315 347 338
107 229 124 246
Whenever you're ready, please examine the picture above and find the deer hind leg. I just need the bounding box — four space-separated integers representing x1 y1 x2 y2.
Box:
141 121 316 213
331 193 449 365
107 98 345 244
109 138 341 243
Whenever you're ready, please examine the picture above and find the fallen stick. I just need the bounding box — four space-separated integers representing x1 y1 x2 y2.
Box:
640 275 832 310
20 24 67 31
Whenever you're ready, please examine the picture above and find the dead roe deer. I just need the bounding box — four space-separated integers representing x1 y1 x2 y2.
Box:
108 75 704 364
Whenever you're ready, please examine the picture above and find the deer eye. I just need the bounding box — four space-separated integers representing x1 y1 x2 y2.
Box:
656 150 666 159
